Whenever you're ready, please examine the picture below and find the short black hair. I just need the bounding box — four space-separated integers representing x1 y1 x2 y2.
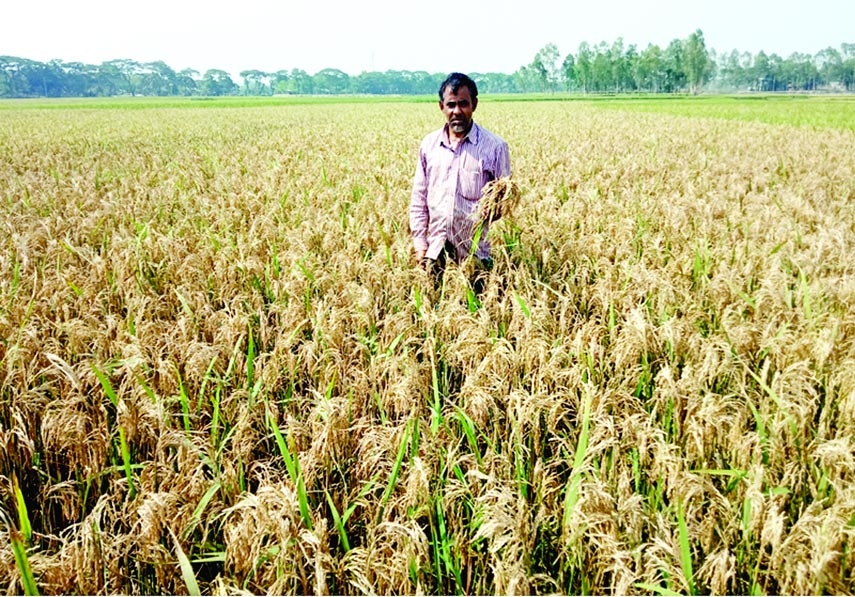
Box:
439 72 478 102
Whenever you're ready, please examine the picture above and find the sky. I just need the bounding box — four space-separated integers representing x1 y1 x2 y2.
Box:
4 0 853 78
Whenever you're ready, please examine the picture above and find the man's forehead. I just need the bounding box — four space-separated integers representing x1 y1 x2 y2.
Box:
443 87 472 102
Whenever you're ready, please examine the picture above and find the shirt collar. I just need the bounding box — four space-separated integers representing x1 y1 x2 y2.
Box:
440 121 479 148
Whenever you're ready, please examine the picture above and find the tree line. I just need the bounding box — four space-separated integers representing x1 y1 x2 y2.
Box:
2 30 854 98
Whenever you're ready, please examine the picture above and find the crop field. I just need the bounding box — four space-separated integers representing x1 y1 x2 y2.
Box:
2 95 855 595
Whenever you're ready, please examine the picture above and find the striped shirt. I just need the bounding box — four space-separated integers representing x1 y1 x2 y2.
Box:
409 122 511 262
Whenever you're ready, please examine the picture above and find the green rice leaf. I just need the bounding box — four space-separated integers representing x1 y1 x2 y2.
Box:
169 528 201 596
11 530 39 596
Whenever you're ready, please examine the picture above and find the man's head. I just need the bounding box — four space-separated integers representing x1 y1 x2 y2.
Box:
438 72 478 103
439 73 478 138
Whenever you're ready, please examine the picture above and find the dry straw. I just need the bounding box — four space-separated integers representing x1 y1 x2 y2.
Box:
474 176 522 226
2 101 855 595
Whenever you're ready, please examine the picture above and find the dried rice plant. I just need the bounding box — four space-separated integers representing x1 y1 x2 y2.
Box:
1 99 855 595
475 176 522 225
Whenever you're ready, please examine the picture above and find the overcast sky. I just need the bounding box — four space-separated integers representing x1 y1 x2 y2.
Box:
5 0 853 77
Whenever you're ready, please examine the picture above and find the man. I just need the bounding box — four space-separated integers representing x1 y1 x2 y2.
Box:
409 72 511 293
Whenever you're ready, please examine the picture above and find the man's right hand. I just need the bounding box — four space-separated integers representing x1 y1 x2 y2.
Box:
415 249 426 265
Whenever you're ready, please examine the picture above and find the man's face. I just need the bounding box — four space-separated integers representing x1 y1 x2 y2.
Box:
440 85 477 137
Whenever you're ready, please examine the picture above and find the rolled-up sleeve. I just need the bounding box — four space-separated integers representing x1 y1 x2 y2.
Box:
409 145 429 253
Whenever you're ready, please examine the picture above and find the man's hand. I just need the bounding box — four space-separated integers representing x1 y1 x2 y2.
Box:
414 249 426 266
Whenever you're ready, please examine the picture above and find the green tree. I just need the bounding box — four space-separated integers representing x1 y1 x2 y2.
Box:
591 42 613 92
634 44 664 92
384 70 412 94
717 49 748 90
0 56 32 97
575 42 593 93
608 38 632 92
290 69 313 94
751 51 784 91
662 39 687 92
313 68 350 94
176 69 199 96
97 61 126 96
840 43 855 90
353 71 387 94
240 70 271 95
561 53 576 91
622 44 639 91
512 65 538 92
201 69 238 96
781 52 819 90
28 59 63 96
684 29 714 94
60 62 98 97
103 59 142 95
270 70 291 94
139 61 178 96
531 43 561 92
416 71 445 94
817 47 842 88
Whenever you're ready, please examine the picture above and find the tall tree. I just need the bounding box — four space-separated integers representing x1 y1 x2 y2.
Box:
718 49 745 90
609 38 632 92
636 44 664 92
662 39 687 92
29 59 63 96
561 53 576 91
313 68 350 94
782 52 820 90
270 70 291 94
591 42 613 92
0 56 37 96
751 51 779 91
353 71 386 94
575 42 593 93
140 61 178 96
201 69 238 96
290 68 313 94
840 43 855 90
622 44 639 92
683 29 714 94
240 70 271 95
531 43 561 92
816 47 842 88
176 68 199 96
512 65 538 93
103 59 142 95
57 61 99 96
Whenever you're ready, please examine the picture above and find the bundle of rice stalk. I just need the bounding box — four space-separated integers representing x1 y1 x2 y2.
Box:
474 176 521 228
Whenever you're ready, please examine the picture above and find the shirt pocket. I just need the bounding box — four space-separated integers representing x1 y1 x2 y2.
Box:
459 169 484 201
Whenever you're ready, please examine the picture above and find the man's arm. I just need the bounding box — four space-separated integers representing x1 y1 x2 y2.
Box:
409 147 429 263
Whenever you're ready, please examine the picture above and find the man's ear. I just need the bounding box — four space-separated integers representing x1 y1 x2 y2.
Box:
472 97 478 111
438 100 444 111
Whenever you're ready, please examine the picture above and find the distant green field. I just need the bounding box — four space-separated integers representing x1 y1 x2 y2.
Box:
591 94 855 130
488 93 855 130
2 93 855 130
